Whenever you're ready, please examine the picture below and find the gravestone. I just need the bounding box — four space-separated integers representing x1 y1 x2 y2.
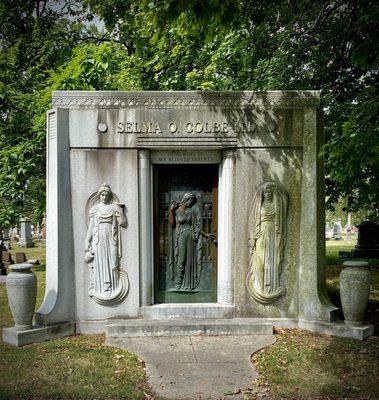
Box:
2 250 14 269
15 252 27 264
3 229 10 241
0 241 7 275
333 221 342 240
5 90 374 347
41 214 46 241
18 218 34 248
10 227 18 242
325 223 333 240
353 221 379 258
346 212 352 240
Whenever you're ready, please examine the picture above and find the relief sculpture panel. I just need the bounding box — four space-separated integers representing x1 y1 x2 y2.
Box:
84 183 129 305
246 182 289 304
168 193 216 291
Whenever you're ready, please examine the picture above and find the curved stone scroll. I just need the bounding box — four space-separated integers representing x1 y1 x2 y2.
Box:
84 183 129 305
246 182 289 304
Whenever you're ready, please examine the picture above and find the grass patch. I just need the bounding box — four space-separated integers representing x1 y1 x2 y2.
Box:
253 329 379 400
8 242 47 263
0 252 151 400
0 335 150 400
253 241 379 399
2 240 378 399
325 238 356 265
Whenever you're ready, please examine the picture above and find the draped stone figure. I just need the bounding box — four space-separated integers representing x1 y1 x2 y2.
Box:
84 183 129 305
168 192 203 291
246 182 289 304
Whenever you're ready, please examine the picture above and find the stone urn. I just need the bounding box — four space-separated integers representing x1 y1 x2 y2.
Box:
6 263 37 330
340 261 372 326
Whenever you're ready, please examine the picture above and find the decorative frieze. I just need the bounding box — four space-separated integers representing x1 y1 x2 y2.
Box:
52 91 320 109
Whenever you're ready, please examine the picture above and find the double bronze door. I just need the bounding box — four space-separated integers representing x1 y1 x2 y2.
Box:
153 164 218 303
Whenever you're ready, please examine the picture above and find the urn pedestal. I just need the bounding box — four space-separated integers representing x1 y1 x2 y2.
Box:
340 261 371 326
6 263 37 330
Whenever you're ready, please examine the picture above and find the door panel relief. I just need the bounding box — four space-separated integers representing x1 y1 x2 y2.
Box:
154 165 218 303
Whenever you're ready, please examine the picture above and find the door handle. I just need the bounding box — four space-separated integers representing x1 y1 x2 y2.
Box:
207 232 218 247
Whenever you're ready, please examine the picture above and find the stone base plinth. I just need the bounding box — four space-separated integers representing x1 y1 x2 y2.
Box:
248 318 375 340
106 318 273 338
2 322 75 347
298 320 374 340
139 303 235 319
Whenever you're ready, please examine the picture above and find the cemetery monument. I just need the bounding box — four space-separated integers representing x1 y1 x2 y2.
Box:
3 90 374 346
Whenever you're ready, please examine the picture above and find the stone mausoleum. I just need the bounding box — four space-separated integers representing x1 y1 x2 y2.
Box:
8 90 373 345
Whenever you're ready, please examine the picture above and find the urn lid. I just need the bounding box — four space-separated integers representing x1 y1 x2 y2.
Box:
343 261 369 267
9 263 33 272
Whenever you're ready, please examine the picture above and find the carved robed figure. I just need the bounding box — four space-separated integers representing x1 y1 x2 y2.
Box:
84 183 129 305
246 182 289 304
168 193 203 291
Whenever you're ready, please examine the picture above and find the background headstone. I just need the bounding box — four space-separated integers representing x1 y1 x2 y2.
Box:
346 212 352 240
353 221 379 258
2 250 14 269
15 252 27 264
0 241 7 275
333 221 342 240
10 227 18 242
325 223 333 240
41 214 46 241
3 229 10 241
18 218 34 248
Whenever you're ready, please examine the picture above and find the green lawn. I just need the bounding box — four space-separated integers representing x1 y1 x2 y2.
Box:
1 241 378 399
0 244 151 400
254 239 379 399
8 242 47 264
253 328 379 399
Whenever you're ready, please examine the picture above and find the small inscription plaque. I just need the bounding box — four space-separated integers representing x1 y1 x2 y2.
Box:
151 150 221 164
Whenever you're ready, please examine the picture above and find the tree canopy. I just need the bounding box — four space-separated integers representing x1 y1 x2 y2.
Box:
0 0 378 227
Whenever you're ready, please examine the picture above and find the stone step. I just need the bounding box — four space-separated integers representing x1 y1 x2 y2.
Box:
106 318 273 338
139 303 234 319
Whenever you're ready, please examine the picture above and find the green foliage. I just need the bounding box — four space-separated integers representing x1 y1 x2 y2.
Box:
72 0 379 216
0 0 378 226
0 1 89 227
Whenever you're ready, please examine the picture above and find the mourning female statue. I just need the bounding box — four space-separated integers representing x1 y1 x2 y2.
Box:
84 183 129 305
168 192 215 291
246 182 289 304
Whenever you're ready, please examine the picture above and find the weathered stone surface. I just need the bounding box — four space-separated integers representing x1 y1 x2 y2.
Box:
35 109 74 326
2 322 75 347
234 148 302 319
70 149 139 325
6 264 36 330
18 218 34 248
106 318 273 338
21 90 356 345
139 303 234 319
340 261 372 326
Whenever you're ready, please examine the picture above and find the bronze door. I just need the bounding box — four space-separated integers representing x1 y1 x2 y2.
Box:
153 164 218 303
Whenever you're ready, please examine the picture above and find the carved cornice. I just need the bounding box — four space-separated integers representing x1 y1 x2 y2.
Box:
51 91 320 109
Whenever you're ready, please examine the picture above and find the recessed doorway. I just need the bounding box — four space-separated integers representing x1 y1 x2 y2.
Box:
153 164 218 303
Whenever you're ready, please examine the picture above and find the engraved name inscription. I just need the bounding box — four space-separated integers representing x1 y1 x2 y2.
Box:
116 121 229 134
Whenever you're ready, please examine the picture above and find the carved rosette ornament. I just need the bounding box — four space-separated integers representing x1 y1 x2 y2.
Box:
84 183 129 305
246 182 289 304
